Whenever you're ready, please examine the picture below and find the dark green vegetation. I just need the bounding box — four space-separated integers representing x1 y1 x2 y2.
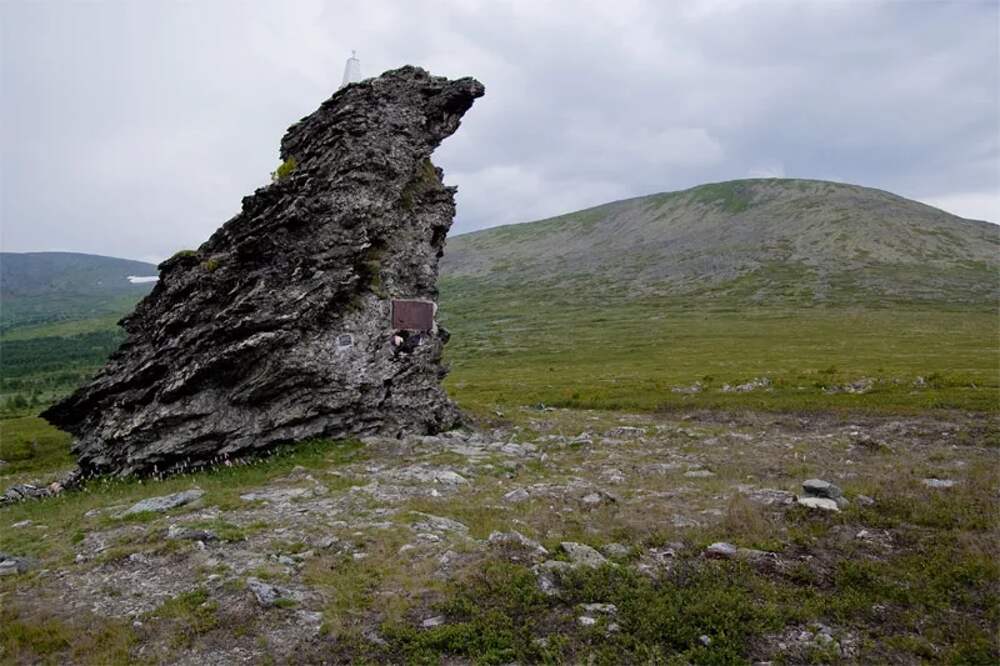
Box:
0 252 156 332
1 252 155 411
382 535 997 665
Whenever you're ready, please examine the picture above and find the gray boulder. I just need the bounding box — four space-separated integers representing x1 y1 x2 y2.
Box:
802 479 843 499
560 542 608 568
0 552 34 576
41 66 484 478
118 489 204 517
246 577 299 608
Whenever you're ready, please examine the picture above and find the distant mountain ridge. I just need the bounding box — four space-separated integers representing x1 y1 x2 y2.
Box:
0 252 158 333
0 252 158 299
441 179 999 305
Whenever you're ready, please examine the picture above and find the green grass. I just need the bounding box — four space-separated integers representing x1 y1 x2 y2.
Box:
0 604 136 665
440 284 998 415
0 415 75 480
380 533 998 665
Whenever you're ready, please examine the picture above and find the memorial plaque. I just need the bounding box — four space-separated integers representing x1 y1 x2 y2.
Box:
392 299 434 331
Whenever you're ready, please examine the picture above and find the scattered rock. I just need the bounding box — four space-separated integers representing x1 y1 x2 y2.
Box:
534 560 572 596
699 635 713 646
796 496 840 512
601 543 631 558
580 603 617 614
740 487 796 506
11 520 33 529
560 542 608 568
722 377 772 393
421 615 446 628
684 469 715 478
855 494 875 506
801 479 843 499
246 577 299 608
578 615 598 627
704 542 739 559
488 531 548 557
0 552 34 576
0 483 50 505
580 490 617 507
826 378 875 395
410 512 469 534
605 426 646 438
503 487 530 503
166 525 218 541
118 489 204 517
922 478 956 489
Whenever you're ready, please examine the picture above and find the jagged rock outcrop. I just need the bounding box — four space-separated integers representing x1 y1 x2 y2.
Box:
42 66 484 478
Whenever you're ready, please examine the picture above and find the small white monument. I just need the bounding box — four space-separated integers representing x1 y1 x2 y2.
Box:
340 50 361 88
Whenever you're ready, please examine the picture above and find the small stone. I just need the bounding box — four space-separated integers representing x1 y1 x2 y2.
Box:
605 426 646 438
410 512 469 534
488 531 548 557
580 490 616 506
802 479 843 499
705 542 739 559
855 494 875 506
12 520 32 529
922 478 956 489
166 525 217 541
560 542 608 568
503 488 530 503
421 615 446 628
0 553 34 577
118 489 204 517
797 496 840 512
534 560 572 595
577 616 597 627
601 543 631 558
684 469 715 478
580 603 617 614
699 635 712 646
246 577 297 608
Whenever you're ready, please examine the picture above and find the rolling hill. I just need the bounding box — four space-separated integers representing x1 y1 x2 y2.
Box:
0 252 157 334
442 178 999 306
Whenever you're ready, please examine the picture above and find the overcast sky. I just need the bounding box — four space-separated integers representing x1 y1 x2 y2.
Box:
2 0 998 264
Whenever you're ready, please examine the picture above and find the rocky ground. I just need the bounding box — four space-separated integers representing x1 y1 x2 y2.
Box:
2 408 997 664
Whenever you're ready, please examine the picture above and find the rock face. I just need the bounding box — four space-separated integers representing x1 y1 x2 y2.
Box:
42 66 484 478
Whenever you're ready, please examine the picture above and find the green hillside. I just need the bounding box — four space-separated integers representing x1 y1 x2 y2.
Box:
0 252 157 334
442 178 999 306
0 253 157 408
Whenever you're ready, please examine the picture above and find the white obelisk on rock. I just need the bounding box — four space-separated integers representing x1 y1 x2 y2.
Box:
340 50 361 88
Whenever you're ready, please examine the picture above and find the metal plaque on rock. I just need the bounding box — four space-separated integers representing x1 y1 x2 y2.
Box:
391 300 434 331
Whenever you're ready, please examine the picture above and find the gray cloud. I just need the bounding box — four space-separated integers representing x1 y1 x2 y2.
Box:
2 0 997 263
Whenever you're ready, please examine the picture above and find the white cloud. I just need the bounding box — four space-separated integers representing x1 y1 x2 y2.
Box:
1 0 997 258
920 191 1000 223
